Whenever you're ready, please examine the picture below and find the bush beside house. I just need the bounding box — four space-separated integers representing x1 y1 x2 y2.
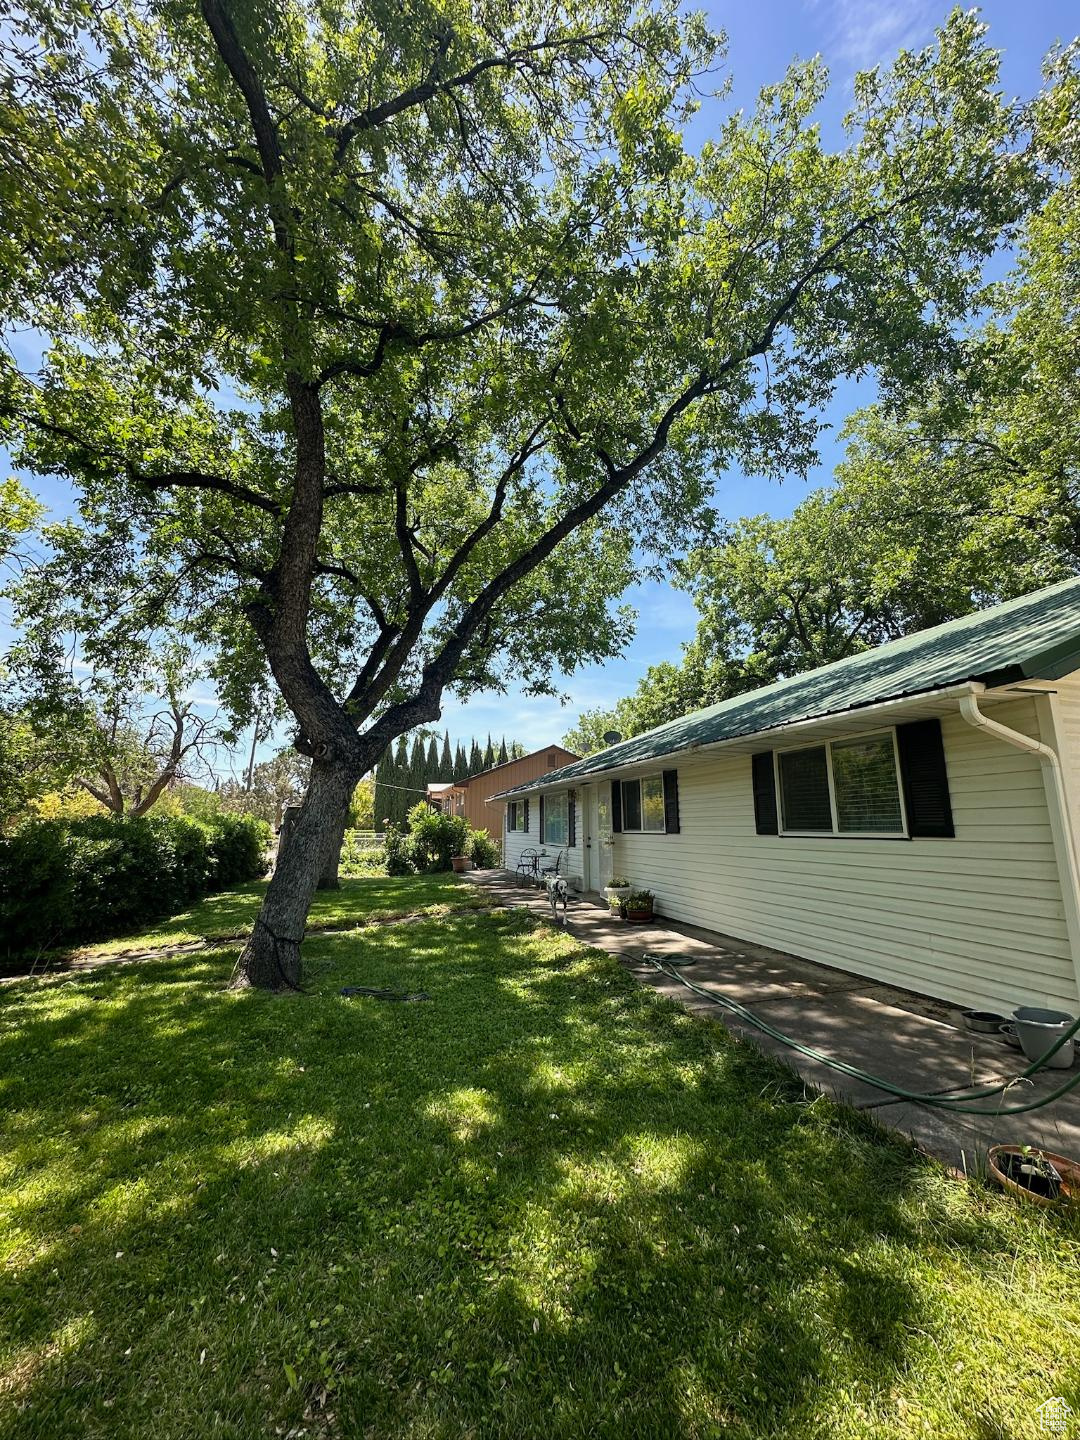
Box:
0 812 270 960
377 803 500 877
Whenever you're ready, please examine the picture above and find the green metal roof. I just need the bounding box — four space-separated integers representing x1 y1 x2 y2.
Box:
497 575 1080 797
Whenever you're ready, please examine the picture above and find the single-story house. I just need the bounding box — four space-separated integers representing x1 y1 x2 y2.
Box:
493 578 1080 1016
426 745 578 841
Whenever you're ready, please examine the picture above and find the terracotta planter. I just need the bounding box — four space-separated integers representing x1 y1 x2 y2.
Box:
626 906 654 924
987 1144 1079 1206
450 855 470 874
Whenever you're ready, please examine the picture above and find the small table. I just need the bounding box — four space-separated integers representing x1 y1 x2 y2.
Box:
515 849 541 885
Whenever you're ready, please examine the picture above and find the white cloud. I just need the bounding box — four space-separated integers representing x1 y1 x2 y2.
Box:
808 0 937 71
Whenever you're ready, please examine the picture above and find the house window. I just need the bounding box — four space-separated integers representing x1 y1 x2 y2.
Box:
777 747 832 832
543 792 569 845
831 734 904 833
620 775 668 833
506 800 527 832
776 731 905 837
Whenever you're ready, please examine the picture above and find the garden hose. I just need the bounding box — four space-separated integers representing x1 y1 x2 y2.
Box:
640 953 1080 1118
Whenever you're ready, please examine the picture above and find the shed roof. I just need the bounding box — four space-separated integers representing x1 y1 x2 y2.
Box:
496 575 1080 797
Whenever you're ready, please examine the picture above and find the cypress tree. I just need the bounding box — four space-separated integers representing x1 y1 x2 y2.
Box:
468 739 482 775
497 736 508 765
482 733 494 770
426 734 439 781
373 749 392 830
392 735 410 825
440 730 453 778
454 742 467 781
408 735 426 813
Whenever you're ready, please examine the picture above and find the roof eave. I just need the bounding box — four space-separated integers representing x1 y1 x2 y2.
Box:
491 680 990 798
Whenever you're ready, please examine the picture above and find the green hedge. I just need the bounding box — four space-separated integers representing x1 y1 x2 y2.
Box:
0 812 271 960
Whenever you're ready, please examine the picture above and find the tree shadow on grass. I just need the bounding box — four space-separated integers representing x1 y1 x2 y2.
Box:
2 910 1077 1439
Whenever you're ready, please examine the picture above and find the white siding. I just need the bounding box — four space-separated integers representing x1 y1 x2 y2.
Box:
1052 674 1080 823
502 795 586 889
595 698 1079 1014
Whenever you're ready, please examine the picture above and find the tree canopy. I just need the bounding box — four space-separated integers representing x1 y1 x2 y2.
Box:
0 3 1045 984
562 50 1080 756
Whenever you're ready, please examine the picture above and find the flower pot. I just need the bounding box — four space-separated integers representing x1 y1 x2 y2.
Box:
604 884 631 905
987 1144 1079 1206
450 855 470 874
1012 1007 1075 1069
626 906 654 924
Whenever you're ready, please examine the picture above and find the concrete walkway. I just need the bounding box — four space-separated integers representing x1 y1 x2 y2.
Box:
466 870 1080 1171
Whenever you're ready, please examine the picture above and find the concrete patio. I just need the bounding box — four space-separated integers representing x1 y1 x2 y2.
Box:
466 869 1080 1171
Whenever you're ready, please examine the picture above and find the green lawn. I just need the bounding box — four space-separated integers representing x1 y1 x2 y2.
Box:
68 872 489 957
2 877 1077 1439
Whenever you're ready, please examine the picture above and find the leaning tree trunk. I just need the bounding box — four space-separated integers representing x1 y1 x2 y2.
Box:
231 757 356 990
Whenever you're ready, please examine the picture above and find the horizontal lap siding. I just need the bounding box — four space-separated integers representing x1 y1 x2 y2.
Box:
502 801 585 887
610 699 1078 1013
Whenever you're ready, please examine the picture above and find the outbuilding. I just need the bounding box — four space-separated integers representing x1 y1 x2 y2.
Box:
494 578 1080 1015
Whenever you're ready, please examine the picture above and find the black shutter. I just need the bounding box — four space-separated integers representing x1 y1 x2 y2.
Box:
523 798 529 833
506 802 512 832
611 780 622 833
662 770 680 834
896 719 954 838
539 795 545 844
568 792 576 847
751 752 778 835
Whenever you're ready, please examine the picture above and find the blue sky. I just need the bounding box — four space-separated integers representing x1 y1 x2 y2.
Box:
5 0 1077 772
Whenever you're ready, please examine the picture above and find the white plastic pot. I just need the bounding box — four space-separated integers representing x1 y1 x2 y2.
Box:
1012 1007 1075 1070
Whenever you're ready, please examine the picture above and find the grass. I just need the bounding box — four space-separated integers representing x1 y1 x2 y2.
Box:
2 876 1078 1439
64 872 490 958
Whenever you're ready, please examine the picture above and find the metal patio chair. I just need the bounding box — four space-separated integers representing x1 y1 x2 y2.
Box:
515 847 540 885
538 849 566 883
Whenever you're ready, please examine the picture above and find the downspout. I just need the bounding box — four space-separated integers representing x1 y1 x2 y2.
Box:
959 683 1080 1007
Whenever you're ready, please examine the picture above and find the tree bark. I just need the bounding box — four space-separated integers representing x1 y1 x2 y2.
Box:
317 809 347 890
231 757 356 990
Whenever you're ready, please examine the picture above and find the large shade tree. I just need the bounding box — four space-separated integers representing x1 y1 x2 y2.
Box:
565 49 1079 754
1 3 1037 986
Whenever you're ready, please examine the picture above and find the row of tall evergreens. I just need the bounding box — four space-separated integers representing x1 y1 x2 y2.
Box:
372 732 526 829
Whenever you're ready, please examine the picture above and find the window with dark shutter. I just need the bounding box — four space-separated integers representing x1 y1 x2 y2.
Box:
896 718 954 837
778 746 832 831
662 770 680 833
621 778 642 831
568 792 576 847
539 795 545 841
751 752 778 834
523 798 529 832
611 779 622 832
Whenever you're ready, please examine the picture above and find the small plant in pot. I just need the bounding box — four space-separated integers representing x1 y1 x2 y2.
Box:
625 889 655 923
604 877 631 915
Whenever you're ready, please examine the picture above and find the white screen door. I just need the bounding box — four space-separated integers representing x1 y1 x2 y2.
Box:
591 783 613 890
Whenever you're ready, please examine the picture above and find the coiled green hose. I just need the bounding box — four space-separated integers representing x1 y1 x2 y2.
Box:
641 953 1080 1117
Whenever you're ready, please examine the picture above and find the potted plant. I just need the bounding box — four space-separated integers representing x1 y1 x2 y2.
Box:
604 877 631 915
450 853 471 874
987 1143 1078 1205
625 889 655 923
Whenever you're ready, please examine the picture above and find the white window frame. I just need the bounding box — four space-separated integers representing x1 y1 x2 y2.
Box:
619 773 668 834
543 791 569 846
506 800 527 833
774 729 909 839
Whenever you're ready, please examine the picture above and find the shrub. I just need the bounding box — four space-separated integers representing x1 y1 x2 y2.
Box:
383 823 413 877
0 811 269 962
405 803 469 871
467 829 500 869
203 813 272 887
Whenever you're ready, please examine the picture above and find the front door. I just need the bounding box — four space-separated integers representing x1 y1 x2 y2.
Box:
589 782 613 892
